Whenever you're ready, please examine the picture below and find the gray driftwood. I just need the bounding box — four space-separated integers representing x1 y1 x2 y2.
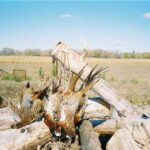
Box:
94 118 150 150
84 97 110 119
106 120 150 150
79 120 102 150
0 99 109 150
51 42 142 117
0 107 15 131
0 107 50 150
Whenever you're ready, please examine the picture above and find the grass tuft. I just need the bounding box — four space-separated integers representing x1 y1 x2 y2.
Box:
2 74 32 82
131 78 139 85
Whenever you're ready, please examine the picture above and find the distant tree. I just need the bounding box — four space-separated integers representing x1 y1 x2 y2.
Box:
33 49 42 56
0 48 15 55
24 49 33 56
93 50 102 58
41 49 53 56
0 46 149 59
15 50 23 55
23 48 42 56
132 50 135 58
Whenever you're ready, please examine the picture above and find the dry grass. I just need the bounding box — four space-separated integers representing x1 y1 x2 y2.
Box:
86 58 150 64
0 56 150 105
0 56 52 64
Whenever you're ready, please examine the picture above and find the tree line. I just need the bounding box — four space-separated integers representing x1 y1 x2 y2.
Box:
0 47 150 59
0 48 52 56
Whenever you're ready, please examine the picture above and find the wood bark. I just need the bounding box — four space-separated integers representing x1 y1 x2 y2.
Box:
106 119 150 150
51 42 142 117
0 107 50 150
94 118 150 135
106 128 141 150
0 107 15 131
94 118 150 150
84 98 110 119
0 98 108 150
79 120 102 150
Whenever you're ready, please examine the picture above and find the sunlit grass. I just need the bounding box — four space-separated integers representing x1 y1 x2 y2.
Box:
0 56 52 64
0 56 150 105
0 56 150 64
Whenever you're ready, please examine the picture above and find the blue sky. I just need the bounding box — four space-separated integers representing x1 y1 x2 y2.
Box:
0 1 150 52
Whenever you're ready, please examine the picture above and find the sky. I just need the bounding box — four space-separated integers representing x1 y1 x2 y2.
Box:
0 1 150 52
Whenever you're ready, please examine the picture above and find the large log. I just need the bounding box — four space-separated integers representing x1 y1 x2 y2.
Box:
94 118 150 134
94 118 126 134
0 107 16 131
106 128 141 150
0 107 50 150
51 42 141 117
84 98 110 119
0 100 108 150
106 121 150 150
79 120 102 150
94 118 150 149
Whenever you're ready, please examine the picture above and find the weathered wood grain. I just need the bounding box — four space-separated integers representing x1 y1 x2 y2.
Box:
0 107 50 150
51 42 141 117
79 120 102 150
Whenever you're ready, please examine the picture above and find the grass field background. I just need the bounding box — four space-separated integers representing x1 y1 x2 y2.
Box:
0 56 150 105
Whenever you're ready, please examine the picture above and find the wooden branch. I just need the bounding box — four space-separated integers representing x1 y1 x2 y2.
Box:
94 118 150 135
106 120 150 150
84 98 110 119
95 128 117 135
0 107 50 150
94 119 123 134
51 42 142 117
79 120 102 150
94 118 150 150
1 98 150 149
0 107 15 131
106 128 140 150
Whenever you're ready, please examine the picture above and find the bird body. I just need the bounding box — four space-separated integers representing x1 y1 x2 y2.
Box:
31 99 44 117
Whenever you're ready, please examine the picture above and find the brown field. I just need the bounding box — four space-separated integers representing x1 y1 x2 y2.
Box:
0 56 150 105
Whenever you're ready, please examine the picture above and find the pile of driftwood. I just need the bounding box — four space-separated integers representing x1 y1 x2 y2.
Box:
0 42 150 150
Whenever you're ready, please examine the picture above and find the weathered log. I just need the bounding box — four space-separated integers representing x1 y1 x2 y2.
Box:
51 42 141 117
0 122 50 150
94 118 150 150
95 128 117 135
0 100 107 149
106 128 141 150
84 98 110 119
0 107 50 150
79 120 102 150
94 119 124 134
106 119 150 150
94 118 150 135
0 107 16 131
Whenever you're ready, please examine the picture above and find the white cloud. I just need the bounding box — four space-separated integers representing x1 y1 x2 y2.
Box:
59 13 77 19
143 12 150 19
113 41 125 46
